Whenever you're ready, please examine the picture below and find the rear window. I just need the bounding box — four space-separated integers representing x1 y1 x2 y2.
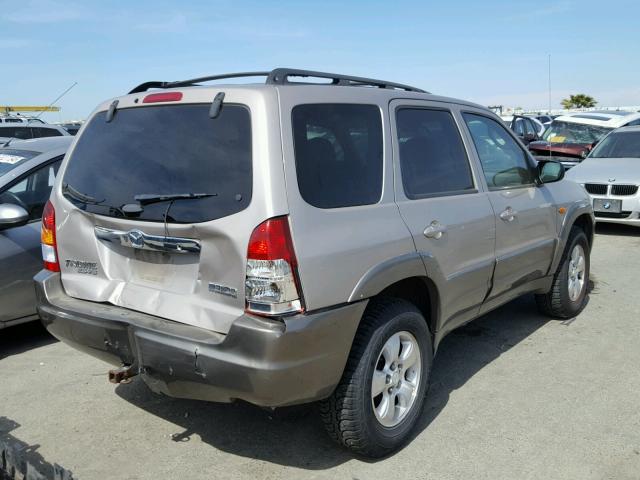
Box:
292 104 383 209
63 104 252 223
0 149 39 176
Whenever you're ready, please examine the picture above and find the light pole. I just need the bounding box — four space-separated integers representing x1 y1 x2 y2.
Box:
548 54 552 115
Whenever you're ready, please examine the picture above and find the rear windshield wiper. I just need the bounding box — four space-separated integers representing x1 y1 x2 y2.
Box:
63 183 129 217
62 183 105 204
133 192 217 206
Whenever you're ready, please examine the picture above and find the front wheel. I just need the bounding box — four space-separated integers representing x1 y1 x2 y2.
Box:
319 298 432 458
535 227 590 318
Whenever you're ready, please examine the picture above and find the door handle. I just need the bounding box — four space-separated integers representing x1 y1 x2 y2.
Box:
499 207 517 222
423 221 447 239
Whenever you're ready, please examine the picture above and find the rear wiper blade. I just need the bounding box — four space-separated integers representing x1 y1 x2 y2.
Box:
62 183 104 204
133 192 217 206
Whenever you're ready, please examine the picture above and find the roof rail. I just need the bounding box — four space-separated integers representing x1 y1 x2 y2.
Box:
128 68 427 94
266 68 427 93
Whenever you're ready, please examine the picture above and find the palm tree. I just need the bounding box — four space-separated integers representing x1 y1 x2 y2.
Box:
561 94 598 109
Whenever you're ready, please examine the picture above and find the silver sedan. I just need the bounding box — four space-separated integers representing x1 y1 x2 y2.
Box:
0 136 73 328
566 125 640 227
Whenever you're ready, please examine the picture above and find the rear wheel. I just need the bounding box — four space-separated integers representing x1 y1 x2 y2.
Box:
535 227 590 318
319 298 432 458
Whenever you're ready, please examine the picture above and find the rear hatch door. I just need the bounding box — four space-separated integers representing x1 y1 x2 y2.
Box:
54 88 283 334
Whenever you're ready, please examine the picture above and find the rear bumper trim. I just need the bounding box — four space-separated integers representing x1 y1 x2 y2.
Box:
35 270 366 407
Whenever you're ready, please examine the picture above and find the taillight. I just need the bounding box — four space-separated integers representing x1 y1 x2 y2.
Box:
41 200 60 272
245 216 304 316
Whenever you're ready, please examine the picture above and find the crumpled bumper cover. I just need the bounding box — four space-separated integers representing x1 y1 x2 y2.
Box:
34 270 366 407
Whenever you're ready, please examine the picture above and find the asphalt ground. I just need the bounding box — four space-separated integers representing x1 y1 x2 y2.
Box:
1 223 639 480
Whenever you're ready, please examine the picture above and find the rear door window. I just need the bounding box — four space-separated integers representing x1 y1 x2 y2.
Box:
292 104 383 208
396 108 475 198
62 104 252 223
32 127 62 138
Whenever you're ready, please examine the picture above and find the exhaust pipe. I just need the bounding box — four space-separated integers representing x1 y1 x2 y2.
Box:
108 364 137 384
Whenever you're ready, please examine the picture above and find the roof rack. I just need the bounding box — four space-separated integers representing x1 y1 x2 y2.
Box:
128 68 427 94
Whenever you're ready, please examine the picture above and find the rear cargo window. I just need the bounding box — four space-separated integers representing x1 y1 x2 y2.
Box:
0 149 39 176
292 104 383 209
62 104 252 223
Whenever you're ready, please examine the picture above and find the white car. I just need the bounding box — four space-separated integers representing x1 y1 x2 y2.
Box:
0 116 45 124
566 125 640 226
0 123 69 143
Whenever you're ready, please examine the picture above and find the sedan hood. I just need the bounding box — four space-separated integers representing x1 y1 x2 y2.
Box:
565 157 640 184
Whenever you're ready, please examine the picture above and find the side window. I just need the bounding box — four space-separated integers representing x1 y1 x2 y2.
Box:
3 157 63 221
463 113 535 189
33 127 62 138
396 108 474 198
15 127 32 139
626 118 640 127
292 104 383 209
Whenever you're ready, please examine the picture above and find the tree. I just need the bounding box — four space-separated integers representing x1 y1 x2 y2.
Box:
561 94 597 109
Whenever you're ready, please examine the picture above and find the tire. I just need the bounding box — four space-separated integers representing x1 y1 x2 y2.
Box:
535 227 590 319
319 297 432 458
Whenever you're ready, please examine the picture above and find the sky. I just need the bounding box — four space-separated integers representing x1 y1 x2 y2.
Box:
2 0 639 122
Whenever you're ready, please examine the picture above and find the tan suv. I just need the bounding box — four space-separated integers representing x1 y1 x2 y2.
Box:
35 68 594 457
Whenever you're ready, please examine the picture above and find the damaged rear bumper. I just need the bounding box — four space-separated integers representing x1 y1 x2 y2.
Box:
34 270 366 407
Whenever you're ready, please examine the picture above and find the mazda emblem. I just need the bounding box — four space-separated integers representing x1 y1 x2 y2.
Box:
128 230 145 248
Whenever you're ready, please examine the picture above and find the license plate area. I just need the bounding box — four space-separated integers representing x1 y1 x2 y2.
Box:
593 198 622 213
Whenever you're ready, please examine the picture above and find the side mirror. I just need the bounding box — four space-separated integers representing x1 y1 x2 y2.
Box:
538 160 565 184
524 133 537 142
0 203 29 230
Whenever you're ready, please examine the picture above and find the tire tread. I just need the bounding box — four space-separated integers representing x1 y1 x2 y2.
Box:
319 297 425 457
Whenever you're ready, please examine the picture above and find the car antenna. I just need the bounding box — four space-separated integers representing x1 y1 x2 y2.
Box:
31 82 78 122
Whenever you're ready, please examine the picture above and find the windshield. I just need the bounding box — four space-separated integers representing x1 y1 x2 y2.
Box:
62 103 252 223
542 121 611 144
0 149 39 176
590 131 640 158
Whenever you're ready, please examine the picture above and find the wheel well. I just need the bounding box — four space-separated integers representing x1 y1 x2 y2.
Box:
573 214 594 248
376 277 438 338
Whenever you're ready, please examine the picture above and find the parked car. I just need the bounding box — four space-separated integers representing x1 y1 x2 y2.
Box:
61 123 82 135
534 114 555 127
501 114 542 144
0 136 72 329
0 116 45 124
529 110 640 169
0 123 69 143
565 125 640 226
35 68 594 458
527 116 546 136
